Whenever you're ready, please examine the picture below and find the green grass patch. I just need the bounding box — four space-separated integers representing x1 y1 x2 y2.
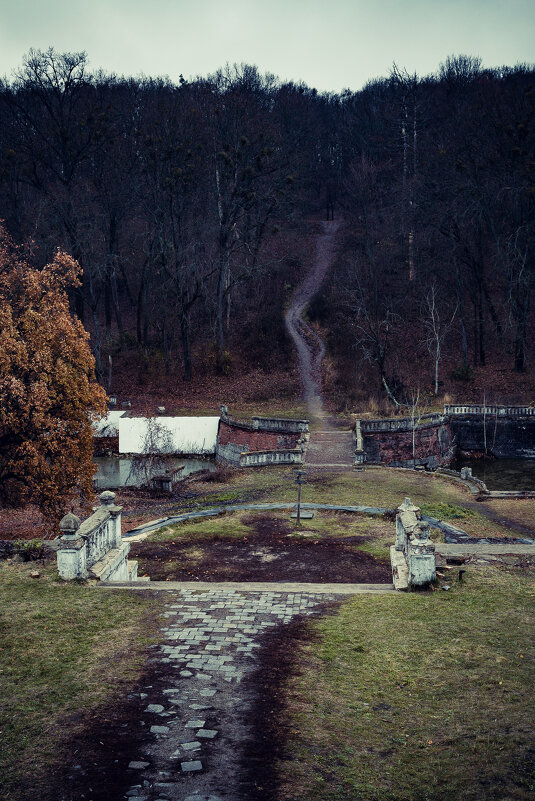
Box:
420 501 479 520
277 566 535 801
0 562 162 801
191 466 530 539
147 511 254 542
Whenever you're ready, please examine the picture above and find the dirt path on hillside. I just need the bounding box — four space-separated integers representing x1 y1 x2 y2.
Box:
285 220 340 423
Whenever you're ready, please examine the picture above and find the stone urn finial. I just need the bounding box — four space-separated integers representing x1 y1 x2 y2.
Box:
99 490 116 507
59 512 81 538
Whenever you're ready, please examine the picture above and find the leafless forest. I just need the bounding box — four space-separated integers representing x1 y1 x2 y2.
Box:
1 50 534 406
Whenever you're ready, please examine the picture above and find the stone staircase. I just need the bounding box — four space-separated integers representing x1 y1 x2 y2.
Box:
304 430 356 468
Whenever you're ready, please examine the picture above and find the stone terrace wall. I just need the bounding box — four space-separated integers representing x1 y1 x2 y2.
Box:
216 408 308 466
450 415 535 458
360 405 535 466
361 414 453 468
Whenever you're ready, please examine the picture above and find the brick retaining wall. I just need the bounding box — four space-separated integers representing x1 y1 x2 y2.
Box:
363 419 454 468
218 420 302 452
216 411 307 466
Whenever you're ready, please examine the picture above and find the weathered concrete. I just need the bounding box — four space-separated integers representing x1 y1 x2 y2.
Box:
216 408 308 467
56 491 138 582
102 581 395 593
361 414 453 469
304 430 356 467
360 405 535 466
392 497 436 589
451 415 535 458
436 543 535 555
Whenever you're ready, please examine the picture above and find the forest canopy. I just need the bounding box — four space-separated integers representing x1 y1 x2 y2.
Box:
0 49 533 402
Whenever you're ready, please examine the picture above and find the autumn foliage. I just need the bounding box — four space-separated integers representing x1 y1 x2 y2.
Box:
0 226 107 531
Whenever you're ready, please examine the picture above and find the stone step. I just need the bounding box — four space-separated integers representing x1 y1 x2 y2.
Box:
100 581 396 594
305 430 356 466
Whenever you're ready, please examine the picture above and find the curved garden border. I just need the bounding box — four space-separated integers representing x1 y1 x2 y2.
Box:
123 502 535 545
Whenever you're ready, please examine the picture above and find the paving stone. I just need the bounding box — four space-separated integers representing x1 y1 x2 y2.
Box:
196 729 218 739
180 670 194 677
128 760 150 769
181 740 202 751
150 725 170 734
181 760 203 772
145 704 164 713
185 718 205 728
199 688 216 697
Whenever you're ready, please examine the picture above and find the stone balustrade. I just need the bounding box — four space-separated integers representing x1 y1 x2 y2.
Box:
390 497 436 590
251 416 309 434
444 404 535 416
56 491 138 582
360 413 446 433
219 405 309 434
239 448 304 467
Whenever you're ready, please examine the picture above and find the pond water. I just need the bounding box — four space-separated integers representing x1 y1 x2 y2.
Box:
93 456 216 489
450 457 535 491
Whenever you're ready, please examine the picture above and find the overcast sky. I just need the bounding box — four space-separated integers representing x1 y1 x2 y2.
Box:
0 0 533 92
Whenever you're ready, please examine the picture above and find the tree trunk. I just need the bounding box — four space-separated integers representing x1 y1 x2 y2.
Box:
215 252 228 374
513 291 529 372
180 311 192 381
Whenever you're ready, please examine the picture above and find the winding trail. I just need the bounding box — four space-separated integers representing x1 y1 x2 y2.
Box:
285 220 340 423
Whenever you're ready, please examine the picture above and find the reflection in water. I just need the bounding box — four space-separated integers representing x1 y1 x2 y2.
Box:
93 456 216 488
450 458 535 491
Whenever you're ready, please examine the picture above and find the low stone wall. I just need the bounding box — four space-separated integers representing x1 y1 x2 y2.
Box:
361 413 445 432
359 405 535 466
445 404 535 417
361 415 453 468
239 449 303 467
216 407 308 466
251 416 308 434
218 420 303 452
56 491 138 582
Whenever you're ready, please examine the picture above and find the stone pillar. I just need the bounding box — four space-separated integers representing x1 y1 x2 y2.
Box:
57 512 85 580
99 491 123 547
391 497 436 589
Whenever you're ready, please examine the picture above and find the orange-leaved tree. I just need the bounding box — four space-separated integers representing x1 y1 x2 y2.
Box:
0 225 107 533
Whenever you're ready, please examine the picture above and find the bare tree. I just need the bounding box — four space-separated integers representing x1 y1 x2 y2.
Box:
423 282 457 395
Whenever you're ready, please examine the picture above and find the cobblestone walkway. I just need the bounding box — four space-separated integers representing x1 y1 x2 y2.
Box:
122 587 342 801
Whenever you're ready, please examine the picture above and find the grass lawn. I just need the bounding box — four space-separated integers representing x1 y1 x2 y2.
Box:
135 466 534 541
0 562 162 801
276 565 535 801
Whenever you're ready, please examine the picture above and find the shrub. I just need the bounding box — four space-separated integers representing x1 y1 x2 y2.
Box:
451 364 474 382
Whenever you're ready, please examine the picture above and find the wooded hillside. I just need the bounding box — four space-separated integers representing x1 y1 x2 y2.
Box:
1 51 533 407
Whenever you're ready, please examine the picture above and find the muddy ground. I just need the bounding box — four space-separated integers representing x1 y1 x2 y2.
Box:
130 514 392 583
37 602 334 801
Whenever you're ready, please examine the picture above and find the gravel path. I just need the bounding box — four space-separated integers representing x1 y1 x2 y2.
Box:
285 220 340 422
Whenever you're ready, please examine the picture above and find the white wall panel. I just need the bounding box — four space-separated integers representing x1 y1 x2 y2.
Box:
118 416 219 455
